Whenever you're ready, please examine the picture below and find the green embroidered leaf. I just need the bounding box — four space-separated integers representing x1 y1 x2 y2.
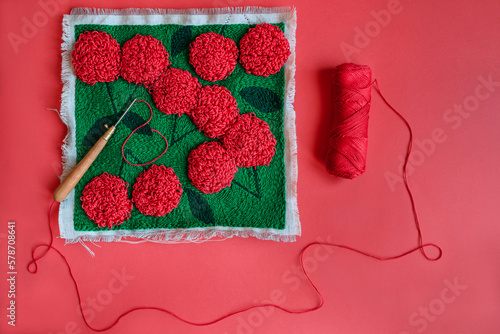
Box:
122 111 152 136
240 87 283 113
171 26 192 58
186 188 215 225
82 114 118 146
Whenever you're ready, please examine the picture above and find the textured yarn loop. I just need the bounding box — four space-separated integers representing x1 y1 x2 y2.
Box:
121 99 168 166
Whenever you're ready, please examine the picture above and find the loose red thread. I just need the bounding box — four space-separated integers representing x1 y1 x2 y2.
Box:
189 32 239 81
188 141 238 194
120 34 171 87
222 113 277 168
239 23 291 77
30 63 442 331
150 67 201 116
326 63 371 179
80 173 133 229
190 85 239 139
121 99 168 167
72 31 121 85
132 165 183 217
29 201 440 331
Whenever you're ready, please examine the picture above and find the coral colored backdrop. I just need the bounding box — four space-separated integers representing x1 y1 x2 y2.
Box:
1 0 500 333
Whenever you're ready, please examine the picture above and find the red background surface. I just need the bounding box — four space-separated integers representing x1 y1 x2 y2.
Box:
1 0 500 333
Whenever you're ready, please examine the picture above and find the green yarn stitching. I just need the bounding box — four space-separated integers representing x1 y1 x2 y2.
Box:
73 23 287 231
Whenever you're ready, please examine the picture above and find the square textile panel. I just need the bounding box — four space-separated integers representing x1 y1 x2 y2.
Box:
58 7 299 243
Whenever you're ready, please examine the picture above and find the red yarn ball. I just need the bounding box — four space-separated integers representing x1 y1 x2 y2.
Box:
150 67 201 116
72 31 121 85
121 34 171 87
239 23 291 77
222 113 277 167
189 85 239 139
132 165 183 217
189 32 239 81
188 141 238 194
81 173 133 229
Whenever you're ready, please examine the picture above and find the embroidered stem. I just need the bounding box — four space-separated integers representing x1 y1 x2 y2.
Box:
169 115 198 146
119 148 148 176
172 128 197 146
169 115 178 144
252 166 261 198
233 168 261 199
119 85 139 114
105 82 118 114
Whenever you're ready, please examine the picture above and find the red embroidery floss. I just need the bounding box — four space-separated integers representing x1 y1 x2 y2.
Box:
326 63 372 179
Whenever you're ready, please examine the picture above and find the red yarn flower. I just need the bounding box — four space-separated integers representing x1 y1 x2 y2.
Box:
222 113 277 167
239 23 291 77
81 173 133 229
72 31 121 85
121 34 171 87
189 85 239 139
132 165 183 217
188 141 238 194
189 32 239 81
150 67 201 116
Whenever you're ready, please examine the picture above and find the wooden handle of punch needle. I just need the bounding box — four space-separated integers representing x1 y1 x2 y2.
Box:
53 125 116 202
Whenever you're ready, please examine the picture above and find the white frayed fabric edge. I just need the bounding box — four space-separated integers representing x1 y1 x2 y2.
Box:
58 7 299 244
70 7 292 16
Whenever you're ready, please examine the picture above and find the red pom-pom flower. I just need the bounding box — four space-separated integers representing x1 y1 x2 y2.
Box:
189 85 239 139
72 31 121 85
81 173 133 229
189 32 239 81
222 113 277 167
188 141 238 194
132 165 183 217
121 34 171 87
150 67 201 116
239 23 291 77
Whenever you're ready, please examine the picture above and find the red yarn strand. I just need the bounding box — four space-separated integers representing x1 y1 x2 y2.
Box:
28 201 439 331
30 68 442 330
372 79 441 261
121 99 168 167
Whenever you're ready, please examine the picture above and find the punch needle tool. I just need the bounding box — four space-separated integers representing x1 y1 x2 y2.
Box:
53 99 138 202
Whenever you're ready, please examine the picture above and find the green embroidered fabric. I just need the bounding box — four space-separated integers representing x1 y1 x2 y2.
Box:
73 23 287 231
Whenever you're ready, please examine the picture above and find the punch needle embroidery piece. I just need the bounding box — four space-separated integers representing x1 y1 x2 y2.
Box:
58 7 299 243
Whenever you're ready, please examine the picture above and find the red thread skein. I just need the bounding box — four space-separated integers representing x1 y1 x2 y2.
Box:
326 63 372 179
